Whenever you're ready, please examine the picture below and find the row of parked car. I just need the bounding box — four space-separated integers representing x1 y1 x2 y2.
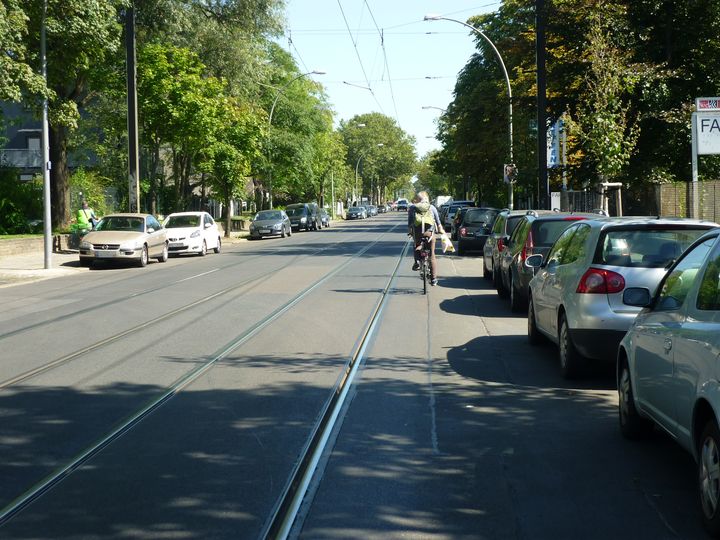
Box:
346 203 390 220
459 204 720 535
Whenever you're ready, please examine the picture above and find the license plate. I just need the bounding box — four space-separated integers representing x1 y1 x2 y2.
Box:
260 229 271 233
96 251 115 258
169 242 183 247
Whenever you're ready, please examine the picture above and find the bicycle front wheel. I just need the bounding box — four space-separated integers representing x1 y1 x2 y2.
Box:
422 261 428 294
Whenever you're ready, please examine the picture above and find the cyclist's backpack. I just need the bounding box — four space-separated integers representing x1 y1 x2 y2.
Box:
413 202 433 229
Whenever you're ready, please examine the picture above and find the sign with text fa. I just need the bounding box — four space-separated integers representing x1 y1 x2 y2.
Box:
695 112 720 155
697 98 720 111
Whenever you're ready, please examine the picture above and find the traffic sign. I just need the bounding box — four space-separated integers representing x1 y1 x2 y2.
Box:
694 112 720 155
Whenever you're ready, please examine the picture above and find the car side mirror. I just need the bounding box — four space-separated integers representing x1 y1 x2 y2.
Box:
204 222 212 228
147 227 155 233
623 287 652 307
525 254 544 269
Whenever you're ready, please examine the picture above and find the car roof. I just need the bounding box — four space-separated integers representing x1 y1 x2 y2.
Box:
578 216 719 229
104 213 153 218
166 211 206 216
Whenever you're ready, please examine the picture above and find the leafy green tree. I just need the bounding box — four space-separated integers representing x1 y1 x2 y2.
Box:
0 0 45 103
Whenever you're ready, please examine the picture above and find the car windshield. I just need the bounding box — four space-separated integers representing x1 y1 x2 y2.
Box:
464 209 497 225
165 215 200 228
285 207 306 217
96 216 144 232
256 211 282 221
595 227 710 268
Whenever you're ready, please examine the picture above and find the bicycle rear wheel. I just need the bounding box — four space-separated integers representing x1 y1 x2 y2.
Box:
422 260 428 294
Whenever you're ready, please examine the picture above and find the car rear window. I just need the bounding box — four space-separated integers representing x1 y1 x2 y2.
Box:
506 215 524 235
464 209 497 225
594 227 711 268
531 219 580 247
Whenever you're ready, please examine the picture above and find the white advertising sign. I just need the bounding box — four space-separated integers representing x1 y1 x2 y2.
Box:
695 112 720 155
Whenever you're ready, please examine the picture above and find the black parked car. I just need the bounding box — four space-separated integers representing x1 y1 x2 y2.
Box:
497 211 592 311
286 202 320 231
456 208 500 256
483 209 533 283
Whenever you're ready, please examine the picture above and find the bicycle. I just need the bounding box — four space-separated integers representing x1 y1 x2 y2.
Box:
417 231 433 295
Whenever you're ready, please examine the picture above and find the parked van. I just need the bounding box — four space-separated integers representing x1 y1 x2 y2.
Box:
286 202 321 231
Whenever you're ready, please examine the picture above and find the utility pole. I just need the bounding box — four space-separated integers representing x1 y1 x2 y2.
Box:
536 0 549 209
125 4 140 212
41 0 52 268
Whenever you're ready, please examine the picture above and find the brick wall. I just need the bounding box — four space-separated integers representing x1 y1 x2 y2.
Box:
0 237 44 257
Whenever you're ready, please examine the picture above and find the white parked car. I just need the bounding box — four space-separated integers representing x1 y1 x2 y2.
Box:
164 211 221 256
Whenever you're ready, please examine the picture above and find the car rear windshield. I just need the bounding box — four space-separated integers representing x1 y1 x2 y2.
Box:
165 215 200 228
506 215 524 236
464 209 497 225
594 227 711 267
531 219 583 247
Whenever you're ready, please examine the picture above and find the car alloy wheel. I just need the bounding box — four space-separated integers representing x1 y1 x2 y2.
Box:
138 245 148 267
618 361 652 439
214 238 221 253
528 296 541 345
510 275 523 312
281 227 286 238
200 240 207 256
158 242 168 263
558 313 582 379
700 420 720 535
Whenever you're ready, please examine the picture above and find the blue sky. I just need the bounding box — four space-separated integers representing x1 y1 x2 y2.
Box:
280 1 501 159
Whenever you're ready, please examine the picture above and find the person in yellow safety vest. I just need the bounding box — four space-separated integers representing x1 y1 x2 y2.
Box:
77 200 99 230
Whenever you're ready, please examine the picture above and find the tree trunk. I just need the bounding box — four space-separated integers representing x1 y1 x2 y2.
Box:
49 124 70 230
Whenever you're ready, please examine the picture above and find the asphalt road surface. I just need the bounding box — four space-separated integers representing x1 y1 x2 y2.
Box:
0 213 706 539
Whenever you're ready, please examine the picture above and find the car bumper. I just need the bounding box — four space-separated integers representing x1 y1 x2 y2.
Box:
458 235 489 250
168 242 204 254
79 247 143 262
250 229 283 237
569 328 628 361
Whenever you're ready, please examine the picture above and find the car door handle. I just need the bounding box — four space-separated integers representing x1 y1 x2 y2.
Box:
664 338 672 353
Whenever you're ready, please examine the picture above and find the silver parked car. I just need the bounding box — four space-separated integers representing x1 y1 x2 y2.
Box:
79 213 168 268
249 210 292 239
526 217 716 378
617 228 720 536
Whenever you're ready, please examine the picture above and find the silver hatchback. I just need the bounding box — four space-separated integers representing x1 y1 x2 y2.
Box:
526 217 716 378
617 229 720 535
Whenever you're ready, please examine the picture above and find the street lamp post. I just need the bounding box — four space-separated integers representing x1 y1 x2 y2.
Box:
424 14 515 209
354 143 384 205
267 70 325 209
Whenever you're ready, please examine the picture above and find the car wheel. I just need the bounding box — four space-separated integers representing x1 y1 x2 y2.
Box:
510 275 524 312
495 268 509 299
699 419 720 536
79 258 91 267
457 242 465 256
618 359 653 439
138 245 148 267
157 242 168 263
528 295 542 345
199 240 207 256
281 227 286 238
214 238 221 253
483 258 492 280
287 226 292 237
559 312 583 379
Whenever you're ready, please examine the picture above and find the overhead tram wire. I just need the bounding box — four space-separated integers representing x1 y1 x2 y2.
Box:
363 0 401 125
287 30 312 74
336 0 386 114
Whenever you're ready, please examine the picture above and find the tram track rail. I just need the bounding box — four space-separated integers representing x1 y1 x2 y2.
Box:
0 225 408 528
0 226 373 342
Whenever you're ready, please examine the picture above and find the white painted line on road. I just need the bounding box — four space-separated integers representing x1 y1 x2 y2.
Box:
174 268 220 283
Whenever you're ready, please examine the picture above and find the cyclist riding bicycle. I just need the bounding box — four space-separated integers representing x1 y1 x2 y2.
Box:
408 191 446 286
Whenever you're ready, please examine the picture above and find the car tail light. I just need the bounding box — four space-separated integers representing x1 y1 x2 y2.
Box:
576 268 625 294
460 227 468 237
520 231 534 263
497 237 505 251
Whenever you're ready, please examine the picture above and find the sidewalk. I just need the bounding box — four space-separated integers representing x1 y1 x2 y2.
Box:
0 233 250 288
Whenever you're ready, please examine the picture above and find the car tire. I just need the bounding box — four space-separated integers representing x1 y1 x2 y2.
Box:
495 268 509 298
214 238 221 253
699 419 720 536
79 258 91 268
199 240 207 256
281 227 286 238
558 312 583 379
483 258 492 280
618 358 653 439
138 245 148 267
510 275 524 312
457 242 465 256
157 242 168 263
287 226 292 237
528 295 542 345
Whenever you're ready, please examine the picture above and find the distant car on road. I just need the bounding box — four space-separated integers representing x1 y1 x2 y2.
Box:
346 207 366 220
396 199 409 212
164 211 221 256
249 210 292 240
79 213 168 268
